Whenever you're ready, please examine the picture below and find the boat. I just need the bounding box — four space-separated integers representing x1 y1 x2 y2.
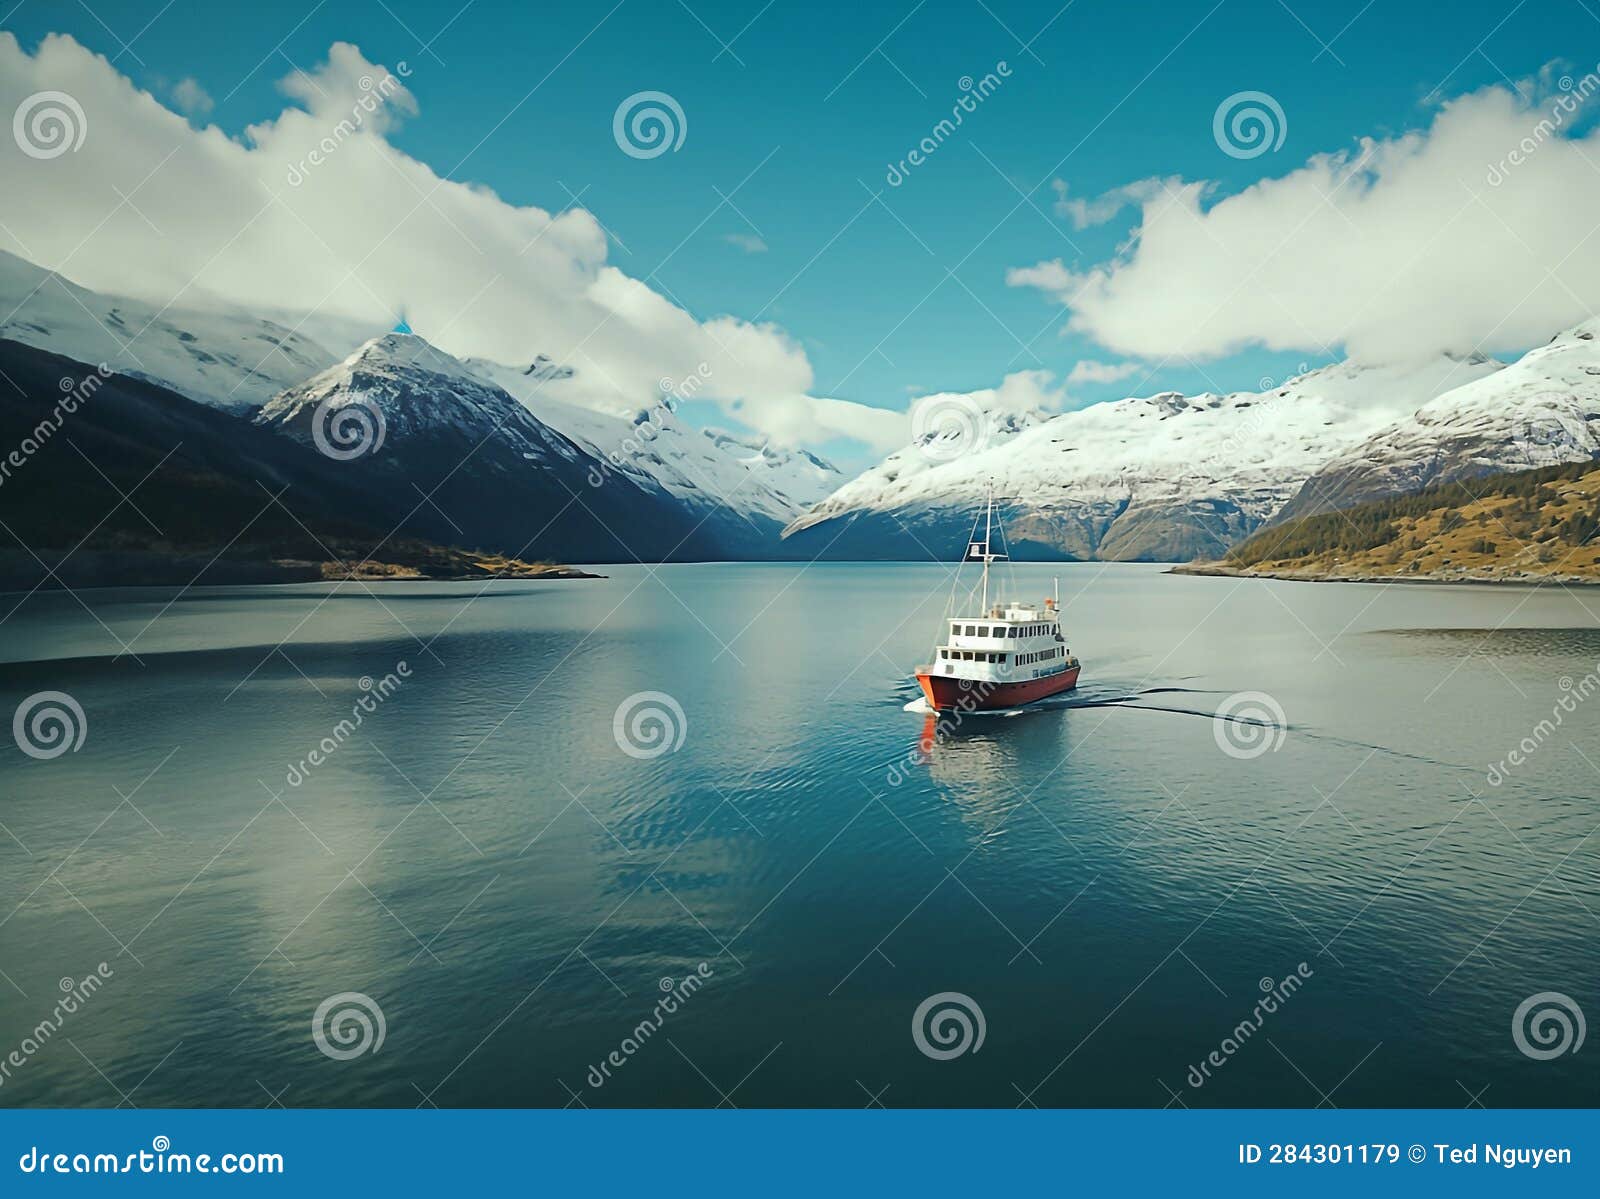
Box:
913 485 1081 713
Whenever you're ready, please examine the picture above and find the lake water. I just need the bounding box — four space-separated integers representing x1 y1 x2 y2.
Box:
1 563 1596 1107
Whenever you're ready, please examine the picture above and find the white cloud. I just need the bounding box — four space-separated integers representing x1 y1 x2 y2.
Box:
1066 359 1140 386
1050 176 1182 230
1010 78 1600 364
0 34 901 452
170 76 212 117
910 369 1066 420
722 232 767 254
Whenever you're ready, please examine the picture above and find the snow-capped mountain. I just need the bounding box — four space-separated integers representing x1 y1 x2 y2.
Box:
464 356 840 537
0 250 338 413
1278 320 1600 521
0 249 838 556
255 333 720 562
700 428 842 510
782 354 1503 562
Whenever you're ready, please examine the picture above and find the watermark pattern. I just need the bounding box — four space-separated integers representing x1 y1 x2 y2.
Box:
1487 65 1600 185
310 393 387 461
1185 964 1313 1090
886 679 1006 785
13 691 87 760
312 991 386 1060
585 365 711 488
886 62 1011 187
1486 662 1598 786
12 90 87 159
1212 690 1287 759
612 91 686 159
0 964 113 1091
586 964 713 1089
911 991 985 1060
1212 90 1287 159
286 63 412 186
910 393 989 462
286 663 410 787
0 364 112 490
612 691 688 759
1511 991 1585 1060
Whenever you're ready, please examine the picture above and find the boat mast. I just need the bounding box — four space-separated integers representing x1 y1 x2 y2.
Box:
981 481 993 613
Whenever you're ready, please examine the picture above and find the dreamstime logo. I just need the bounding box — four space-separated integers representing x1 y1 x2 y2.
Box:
286 662 410 787
310 395 386 461
1212 91 1287 160
286 63 412 186
612 91 686 159
1507 403 1593 464
586 364 712 489
911 394 989 462
13 691 87 760
312 991 386 1060
1487 65 1600 185
1512 991 1585 1060
1253 363 1312 394
1185 964 1313 1090
0 963 112 1091
885 61 1012 187
586 963 713 1090
912 991 985 1060
1 364 112 491
1212 690 1287 759
612 691 687 759
1487 661 1599 786
13 90 88 159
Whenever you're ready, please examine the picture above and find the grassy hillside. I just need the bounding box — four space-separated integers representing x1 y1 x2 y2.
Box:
1194 459 1600 582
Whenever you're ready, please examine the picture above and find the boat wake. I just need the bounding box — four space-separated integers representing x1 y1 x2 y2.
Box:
899 677 1484 775
901 680 1223 719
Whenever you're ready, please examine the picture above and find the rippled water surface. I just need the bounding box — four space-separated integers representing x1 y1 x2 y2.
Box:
1 563 1596 1107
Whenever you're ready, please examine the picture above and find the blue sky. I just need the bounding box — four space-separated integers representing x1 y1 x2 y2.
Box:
4 0 1598 465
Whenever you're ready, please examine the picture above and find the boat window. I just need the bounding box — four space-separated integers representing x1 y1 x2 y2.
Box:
965 625 976 636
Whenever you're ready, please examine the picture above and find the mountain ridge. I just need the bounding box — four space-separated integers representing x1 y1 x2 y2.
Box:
782 353 1505 562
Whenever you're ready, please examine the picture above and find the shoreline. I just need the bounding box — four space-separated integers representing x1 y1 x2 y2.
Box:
1170 563 1600 587
0 550 603 593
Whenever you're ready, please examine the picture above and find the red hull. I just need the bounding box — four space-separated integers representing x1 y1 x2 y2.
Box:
915 665 1080 712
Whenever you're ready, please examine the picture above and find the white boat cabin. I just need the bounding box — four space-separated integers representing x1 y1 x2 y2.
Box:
933 602 1078 682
